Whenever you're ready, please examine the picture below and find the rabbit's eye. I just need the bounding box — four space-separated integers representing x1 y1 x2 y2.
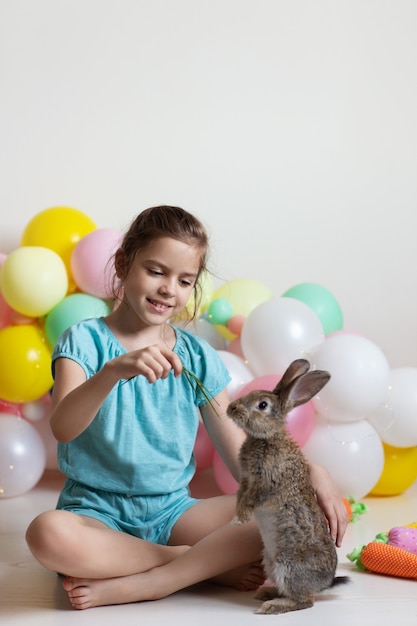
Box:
258 401 268 411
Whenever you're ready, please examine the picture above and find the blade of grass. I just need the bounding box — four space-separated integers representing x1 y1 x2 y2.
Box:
182 366 221 417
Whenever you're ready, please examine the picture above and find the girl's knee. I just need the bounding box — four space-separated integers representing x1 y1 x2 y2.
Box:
26 510 70 560
26 511 53 549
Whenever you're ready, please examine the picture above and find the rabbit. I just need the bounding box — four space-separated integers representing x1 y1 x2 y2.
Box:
227 358 349 615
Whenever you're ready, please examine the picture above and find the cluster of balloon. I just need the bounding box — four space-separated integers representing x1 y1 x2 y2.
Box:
0 206 122 497
192 280 417 500
2 208 417 502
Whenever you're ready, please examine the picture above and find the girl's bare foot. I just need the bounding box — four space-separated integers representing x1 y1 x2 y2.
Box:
63 558 266 610
212 560 266 591
63 574 149 610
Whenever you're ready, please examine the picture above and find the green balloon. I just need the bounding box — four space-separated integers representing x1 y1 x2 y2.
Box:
207 298 233 325
45 293 111 347
282 282 343 335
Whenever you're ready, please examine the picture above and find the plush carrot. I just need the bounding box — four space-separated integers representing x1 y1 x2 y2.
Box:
343 496 368 523
348 522 417 579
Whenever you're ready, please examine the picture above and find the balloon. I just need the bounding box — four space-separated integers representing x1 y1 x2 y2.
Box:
240 297 324 377
193 421 215 470
369 443 417 496
367 368 417 447
282 282 343 335
216 350 253 400
302 417 384 499
226 337 245 358
0 415 46 497
0 246 68 317
226 314 246 337
32 413 58 470
207 298 233 325
0 325 53 403
71 227 123 298
212 450 239 494
211 278 274 341
45 293 111 347
21 206 97 289
312 334 390 422
186 318 226 350
21 393 52 422
0 399 22 416
236 374 315 447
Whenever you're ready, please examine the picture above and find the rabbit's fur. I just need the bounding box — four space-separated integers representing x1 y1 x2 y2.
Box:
227 358 349 615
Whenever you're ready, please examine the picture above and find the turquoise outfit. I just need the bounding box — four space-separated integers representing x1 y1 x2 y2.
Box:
52 317 231 544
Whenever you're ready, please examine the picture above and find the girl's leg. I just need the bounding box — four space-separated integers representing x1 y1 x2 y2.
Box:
25 510 188 579
62 495 265 609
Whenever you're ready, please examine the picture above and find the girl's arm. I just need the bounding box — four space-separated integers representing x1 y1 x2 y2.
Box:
50 345 183 443
199 387 245 482
309 462 349 547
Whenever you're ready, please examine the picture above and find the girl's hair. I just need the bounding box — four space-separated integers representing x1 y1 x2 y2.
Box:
112 205 209 321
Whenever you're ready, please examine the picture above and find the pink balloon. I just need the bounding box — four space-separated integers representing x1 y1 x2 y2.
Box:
0 398 22 416
226 314 246 337
286 401 315 447
212 450 239 494
236 374 315 447
226 337 245 358
71 228 123 298
237 374 280 396
194 421 215 470
0 292 13 329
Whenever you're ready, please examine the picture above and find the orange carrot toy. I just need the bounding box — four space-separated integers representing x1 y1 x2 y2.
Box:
348 522 417 579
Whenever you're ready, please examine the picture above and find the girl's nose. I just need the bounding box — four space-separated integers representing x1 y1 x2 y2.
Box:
159 279 175 297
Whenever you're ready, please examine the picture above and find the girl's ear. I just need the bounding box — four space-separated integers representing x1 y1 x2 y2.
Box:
114 248 127 280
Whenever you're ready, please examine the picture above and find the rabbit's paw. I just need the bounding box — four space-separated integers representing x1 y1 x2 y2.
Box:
231 511 251 525
256 597 313 615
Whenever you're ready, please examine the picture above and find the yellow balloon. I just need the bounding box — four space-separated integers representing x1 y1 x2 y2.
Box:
0 246 68 317
0 324 53 403
21 206 97 288
369 443 417 496
211 278 274 341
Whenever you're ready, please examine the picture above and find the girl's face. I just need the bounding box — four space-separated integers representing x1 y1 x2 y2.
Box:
119 236 201 327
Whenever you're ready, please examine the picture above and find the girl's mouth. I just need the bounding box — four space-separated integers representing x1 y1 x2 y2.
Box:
147 298 172 313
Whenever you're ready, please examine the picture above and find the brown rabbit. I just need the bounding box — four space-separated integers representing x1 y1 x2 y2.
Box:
227 358 349 615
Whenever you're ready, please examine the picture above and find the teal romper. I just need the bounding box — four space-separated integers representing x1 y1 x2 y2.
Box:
52 317 231 545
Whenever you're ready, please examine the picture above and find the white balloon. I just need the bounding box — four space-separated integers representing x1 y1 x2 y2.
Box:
240 297 324 377
312 334 390 422
302 416 384 499
368 367 417 447
0 415 46 498
217 350 253 400
188 318 226 350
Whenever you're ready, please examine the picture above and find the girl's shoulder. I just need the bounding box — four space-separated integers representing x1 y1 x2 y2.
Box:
52 317 122 376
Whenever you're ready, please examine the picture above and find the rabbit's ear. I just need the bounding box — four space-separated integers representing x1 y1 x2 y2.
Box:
275 359 311 391
273 360 330 414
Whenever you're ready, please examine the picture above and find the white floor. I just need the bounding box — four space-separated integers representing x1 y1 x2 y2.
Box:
1 470 417 626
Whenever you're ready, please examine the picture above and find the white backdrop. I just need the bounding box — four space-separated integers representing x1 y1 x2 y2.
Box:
1 0 416 368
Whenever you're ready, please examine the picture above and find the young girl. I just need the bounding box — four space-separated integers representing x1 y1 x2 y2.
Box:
26 205 348 610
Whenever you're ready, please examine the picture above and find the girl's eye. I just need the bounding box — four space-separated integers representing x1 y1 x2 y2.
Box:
180 279 192 287
149 269 163 276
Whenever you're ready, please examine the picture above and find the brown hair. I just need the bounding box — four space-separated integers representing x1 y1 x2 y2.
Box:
112 205 209 320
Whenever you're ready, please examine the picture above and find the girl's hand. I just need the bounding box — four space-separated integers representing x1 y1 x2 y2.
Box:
309 463 348 547
112 344 183 384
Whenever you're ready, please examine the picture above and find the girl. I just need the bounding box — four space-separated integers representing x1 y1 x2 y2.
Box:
26 205 348 610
